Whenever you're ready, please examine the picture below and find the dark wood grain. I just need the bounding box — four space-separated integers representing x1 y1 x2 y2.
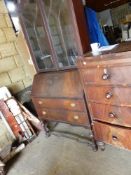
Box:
81 65 131 86
77 44 131 69
89 103 131 127
71 0 91 53
32 69 90 128
93 121 131 150
37 108 89 126
86 0 128 12
32 98 86 112
32 70 83 99
77 44 131 150
86 86 131 106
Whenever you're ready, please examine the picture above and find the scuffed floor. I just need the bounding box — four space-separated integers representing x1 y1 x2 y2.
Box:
7 124 131 175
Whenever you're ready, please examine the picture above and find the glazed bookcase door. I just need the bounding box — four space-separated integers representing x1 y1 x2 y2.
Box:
41 0 81 68
19 0 90 71
19 0 56 71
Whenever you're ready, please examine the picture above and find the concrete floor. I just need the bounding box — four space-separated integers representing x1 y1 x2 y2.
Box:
6 124 131 175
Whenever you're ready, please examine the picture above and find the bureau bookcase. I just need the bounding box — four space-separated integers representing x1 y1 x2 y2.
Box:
18 0 98 149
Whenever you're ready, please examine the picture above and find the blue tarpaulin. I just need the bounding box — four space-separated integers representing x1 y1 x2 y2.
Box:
85 7 109 46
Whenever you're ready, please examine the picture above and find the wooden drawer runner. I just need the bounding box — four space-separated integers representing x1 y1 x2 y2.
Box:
32 98 86 112
37 108 89 126
86 86 131 105
81 66 131 85
89 103 131 127
93 121 131 150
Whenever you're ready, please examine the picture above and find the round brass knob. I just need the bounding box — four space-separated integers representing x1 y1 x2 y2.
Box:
112 135 118 141
42 111 47 115
83 61 87 65
102 73 110 80
73 115 79 120
38 101 43 105
102 68 110 80
106 92 113 99
70 103 76 107
108 112 116 118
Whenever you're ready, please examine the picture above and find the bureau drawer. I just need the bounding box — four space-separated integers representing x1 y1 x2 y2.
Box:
81 66 131 85
86 86 131 105
32 98 86 112
37 108 89 126
93 121 131 150
89 103 131 127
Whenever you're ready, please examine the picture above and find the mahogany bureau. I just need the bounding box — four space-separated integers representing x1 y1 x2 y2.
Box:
32 70 89 127
31 70 95 138
77 42 131 150
19 0 99 149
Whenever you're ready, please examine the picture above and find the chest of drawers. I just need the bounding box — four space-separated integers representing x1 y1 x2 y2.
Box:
77 49 131 150
32 70 91 135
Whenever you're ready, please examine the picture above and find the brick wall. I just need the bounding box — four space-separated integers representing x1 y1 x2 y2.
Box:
0 0 36 94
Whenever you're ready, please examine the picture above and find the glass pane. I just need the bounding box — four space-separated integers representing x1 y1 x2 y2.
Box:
43 0 79 68
20 0 54 70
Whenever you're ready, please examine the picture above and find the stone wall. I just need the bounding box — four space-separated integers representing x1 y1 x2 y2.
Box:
0 0 36 94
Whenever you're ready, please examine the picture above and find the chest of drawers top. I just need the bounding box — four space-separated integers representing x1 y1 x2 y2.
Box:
77 50 131 86
79 42 131 68
78 50 131 68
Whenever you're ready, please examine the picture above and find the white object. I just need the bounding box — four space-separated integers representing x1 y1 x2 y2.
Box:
59 62 63 68
126 38 131 41
0 87 11 100
7 2 16 12
91 51 101 56
129 28 131 39
98 44 119 52
14 143 25 153
90 43 100 52
82 0 86 5
6 99 21 116
12 17 20 32
122 30 128 41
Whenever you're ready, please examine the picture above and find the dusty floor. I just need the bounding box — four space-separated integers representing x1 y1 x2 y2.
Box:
7 124 131 175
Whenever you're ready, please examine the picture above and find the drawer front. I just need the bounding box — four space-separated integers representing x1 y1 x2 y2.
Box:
86 86 131 105
32 98 86 112
37 108 89 126
93 121 131 150
89 103 131 127
81 66 131 85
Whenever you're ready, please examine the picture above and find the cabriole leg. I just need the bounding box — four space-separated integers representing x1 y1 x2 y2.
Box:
43 121 51 137
97 141 105 151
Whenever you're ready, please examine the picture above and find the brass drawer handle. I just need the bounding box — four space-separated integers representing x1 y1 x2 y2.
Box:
38 101 43 105
102 73 110 80
70 103 76 107
108 112 116 118
102 69 110 80
42 111 47 115
106 92 113 99
112 135 118 141
83 61 87 65
73 115 79 120
14 125 18 128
